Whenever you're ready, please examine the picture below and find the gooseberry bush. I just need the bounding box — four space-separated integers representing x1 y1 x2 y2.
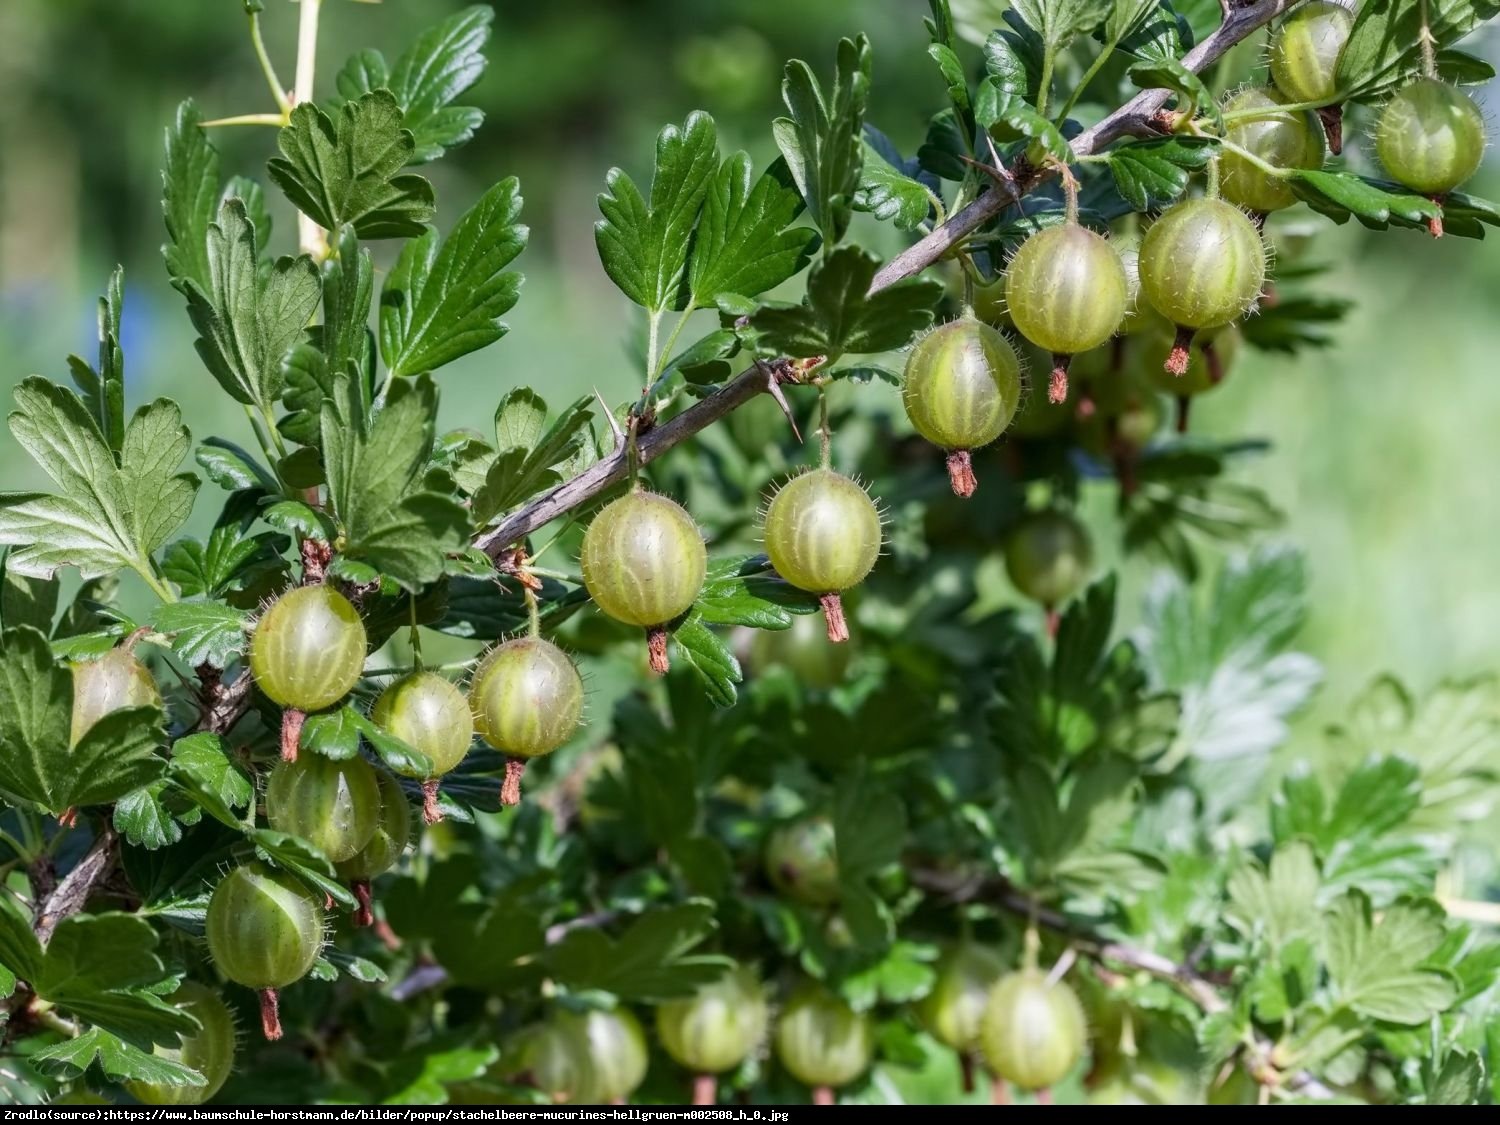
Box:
2 0 1500 1108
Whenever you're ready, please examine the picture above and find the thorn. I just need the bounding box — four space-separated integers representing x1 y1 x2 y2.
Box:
759 359 802 442
594 388 626 449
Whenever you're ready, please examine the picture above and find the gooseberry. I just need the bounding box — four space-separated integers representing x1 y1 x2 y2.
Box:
774 983 874 1102
580 490 707 675
1220 87 1325 213
762 469 882 643
336 768 411 926
980 969 1087 1092
469 636 585 807
657 966 769 1103
916 942 1008 1053
901 317 1023 496
70 647 161 746
265 752 381 864
250 585 367 762
372 671 474 823
764 815 839 906
1376 78 1487 234
205 863 324 1041
514 1009 649 1105
1005 224 1129 405
1004 510 1094 618
1267 0 1353 151
124 981 236 1106
1141 320 1242 432
1138 198 1265 376
750 610 852 688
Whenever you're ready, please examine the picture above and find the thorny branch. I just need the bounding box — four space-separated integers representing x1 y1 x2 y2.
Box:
474 0 1295 559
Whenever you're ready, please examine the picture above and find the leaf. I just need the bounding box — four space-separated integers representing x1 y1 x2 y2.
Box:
670 618 742 709
319 225 375 390
350 711 434 778
1225 841 1320 948
1108 136 1217 210
693 555 819 630
752 247 942 360
1011 0 1111 49
470 393 593 523
161 520 287 601
251 829 357 909
689 154 819 306
1129 57 1221 130
381 178 528 377
379 1041 498 1105
1322 891 1458 1024
974 81 1074 159
773 36 872 245
66 268 127 455
114 782 182 849
181 199 322 413
984 23 1045 98
301 705 363 761
1 555 58 635
1426 1050 1484 1105
1335 0 1500 98
595 112 719 312
32 1027 205 1089
149 602 249 669
543 901 732 1001
321 374 469 590
196 438 279 495
335 5 492 163
1287 170 1440 233
854 141 934 231
269 91 436 240
162 99 220 291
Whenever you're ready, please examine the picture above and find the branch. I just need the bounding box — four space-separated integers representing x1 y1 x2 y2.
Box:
34 825 117 943
474 1 1293 559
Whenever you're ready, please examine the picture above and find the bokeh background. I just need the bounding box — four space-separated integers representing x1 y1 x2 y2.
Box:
1 0 1498 727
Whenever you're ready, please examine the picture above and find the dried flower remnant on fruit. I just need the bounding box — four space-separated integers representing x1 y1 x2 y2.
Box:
762 469 881 642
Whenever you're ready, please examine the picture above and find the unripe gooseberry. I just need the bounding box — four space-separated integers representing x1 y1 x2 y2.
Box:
372 670 473 824
1142 321 1243 432
764 815 839 906
901 317 1022 497
763 469 882 644
980 969 1088 1091
125 981 236 1106
1220 87 1325 213
750 610 852 689
337 769 411 926
774 984 874 1101
205 863 323 1041
915 942 1008 1053
265 752 381 864
1268 1 1352 104
1376 79 1487 207
1005 224 1129 406
516 1009 649 1105
70 647 161 746
251 585 367 763
469 636 584 808
657 966 769 1098
1004 510 1093 614
1138 198 1265 376
580 490 707 675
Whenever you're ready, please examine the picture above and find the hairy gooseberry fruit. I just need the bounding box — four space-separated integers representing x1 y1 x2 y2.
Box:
1220 87 1325 213
1005 510 1093 621
70 647 161 746
980 969 1087 1092
250 585 367 762
901 317 1023 496
469 635 584 808
1006 224 1129 406
750 610 852 688
515 1009 649 1105
774 984 874 1102
657 966 769 1103
1138 198 1265 376
764 815 839 906
265 752 381 864
1268 0 1353 151
205 863 324 1041
763 469 882 643
1376 78 1487 235
372 671 473 823
336 768 411 927
581 490 707 675
916 943 1008 1054
124 981 236 1106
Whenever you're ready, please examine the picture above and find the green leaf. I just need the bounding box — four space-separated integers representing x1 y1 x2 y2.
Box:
319 225 375 389
1225 841 1321 948
161 518 287 601
0 628 165 814
975 81 1074 159
670 618 742 709
1129 57 1221 130
690 154 819 306
543 901 732 1001
1105 0 1169 44
114 782 183 849
162 100 220 291
66 269 127 455
694 555 819 630
470 392 593 523
196 438 279 495
595 112 719 312
381 178 528 377
752 247 942 360
854 141 935 231
301 705 363 761
251 829 357 909
1322 891 1459 1024
1426 1050 1484 1105
1335 0 1500 98
350 711 434 778
32 1027 205 1089
1 555 59 635
181 199 322 413
335 5 492 164
1011 0 1111 48
169 734 252 829
321 374 468 590
1287 170 1440 232
1107 136 1217 210
149 602 249 669
378 1040 498 1105
984 25 1044 98
269 91 436 240
0 897 43 983
773 36 872 246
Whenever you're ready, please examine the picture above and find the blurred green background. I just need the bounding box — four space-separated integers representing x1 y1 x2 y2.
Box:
0 0 1497 723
